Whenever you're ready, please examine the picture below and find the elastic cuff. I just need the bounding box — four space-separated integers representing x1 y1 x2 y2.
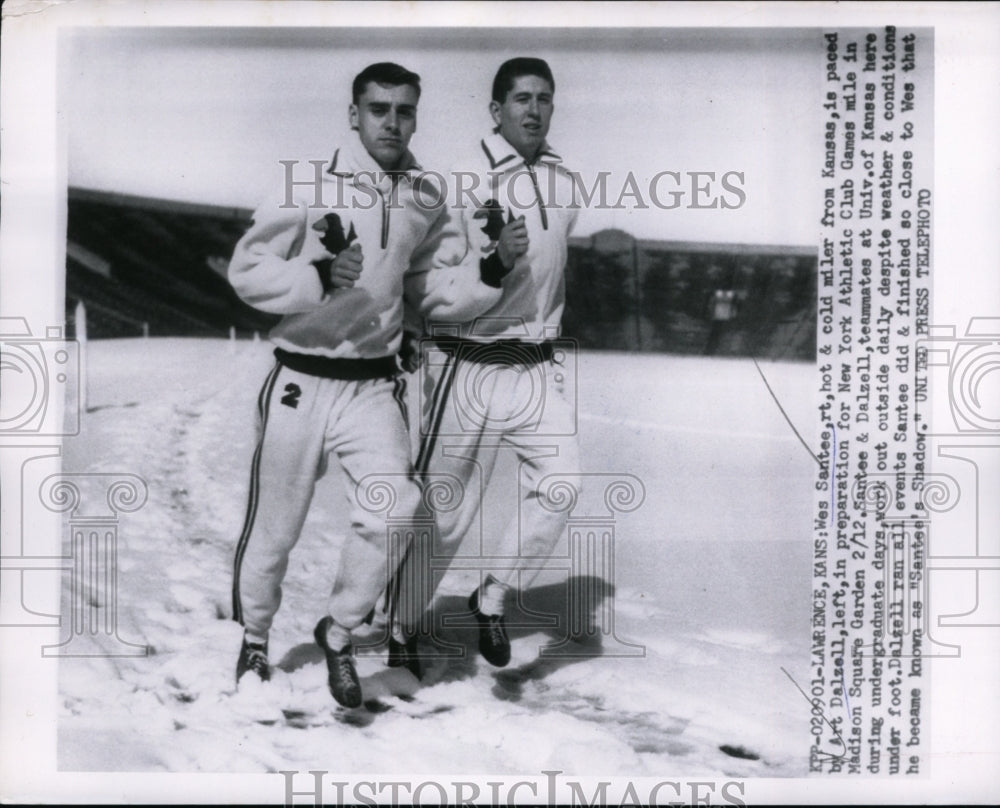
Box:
313 257 334 294
244 630 268 646
323 619 352 651
479 251 511 288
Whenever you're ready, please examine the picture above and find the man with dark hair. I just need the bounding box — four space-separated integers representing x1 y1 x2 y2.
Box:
491 56 554 105
353 61 422 105
392 57 582 673
228 62 445 708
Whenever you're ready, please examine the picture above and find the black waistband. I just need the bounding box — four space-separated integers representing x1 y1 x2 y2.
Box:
274 348 398 380
434 337 556 365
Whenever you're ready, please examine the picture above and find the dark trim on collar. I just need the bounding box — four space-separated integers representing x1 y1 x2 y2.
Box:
480 139 517 171
326 150 341 175
326 146 422 179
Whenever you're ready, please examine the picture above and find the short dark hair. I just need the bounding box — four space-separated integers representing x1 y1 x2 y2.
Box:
352 62 421 105
491 57 555 103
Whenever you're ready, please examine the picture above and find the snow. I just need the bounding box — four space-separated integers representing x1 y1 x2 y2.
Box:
57 337 815 776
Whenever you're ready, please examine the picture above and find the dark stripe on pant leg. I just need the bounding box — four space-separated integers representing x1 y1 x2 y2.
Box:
231 363 282 624
382 373 414 629
414 354 458 479
384 374 411 629
392 375 410 430
385 356 457 629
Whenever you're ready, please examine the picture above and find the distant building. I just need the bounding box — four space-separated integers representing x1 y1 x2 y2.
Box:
566 229 816 360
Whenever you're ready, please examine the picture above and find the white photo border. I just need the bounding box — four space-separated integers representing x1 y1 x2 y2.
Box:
1 1 997 804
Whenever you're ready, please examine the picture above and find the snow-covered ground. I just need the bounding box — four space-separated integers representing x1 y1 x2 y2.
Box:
57 338 815 776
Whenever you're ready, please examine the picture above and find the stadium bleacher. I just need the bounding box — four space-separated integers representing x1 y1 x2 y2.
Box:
64 188 816 360
65 188 278 340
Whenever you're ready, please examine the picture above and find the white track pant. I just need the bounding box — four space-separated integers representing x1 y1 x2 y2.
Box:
391 348 582 634
232 362 420 639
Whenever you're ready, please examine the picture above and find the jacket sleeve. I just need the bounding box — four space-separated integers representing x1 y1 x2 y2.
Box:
567 191 581 237
228 186 327 315
404 181 504 325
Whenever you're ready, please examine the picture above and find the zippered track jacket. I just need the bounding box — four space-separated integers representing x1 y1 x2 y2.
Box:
406 131 579 342
230 134 446 359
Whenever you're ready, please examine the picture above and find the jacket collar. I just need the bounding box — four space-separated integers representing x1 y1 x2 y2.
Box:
326 132 422 190
480 130 562 172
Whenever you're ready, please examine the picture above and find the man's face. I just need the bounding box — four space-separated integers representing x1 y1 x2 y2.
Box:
350 81 419 171
490 74 554 162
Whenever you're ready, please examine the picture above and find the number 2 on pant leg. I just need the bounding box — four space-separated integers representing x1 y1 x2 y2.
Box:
281 383 302 409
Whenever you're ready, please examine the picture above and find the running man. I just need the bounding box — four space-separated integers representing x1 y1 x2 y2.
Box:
392 57 582 671
229 62 444 707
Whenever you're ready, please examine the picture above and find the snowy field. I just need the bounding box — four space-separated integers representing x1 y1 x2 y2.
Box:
56 337 816 776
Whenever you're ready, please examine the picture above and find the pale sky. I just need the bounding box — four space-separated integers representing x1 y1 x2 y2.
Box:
62 27 821 246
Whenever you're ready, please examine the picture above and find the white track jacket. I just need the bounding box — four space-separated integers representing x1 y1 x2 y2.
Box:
229 135 445 359
406 131 579 341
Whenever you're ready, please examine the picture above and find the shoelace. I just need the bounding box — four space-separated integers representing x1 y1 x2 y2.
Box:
334 654 359 689
487 616 507 646
246 647 268 676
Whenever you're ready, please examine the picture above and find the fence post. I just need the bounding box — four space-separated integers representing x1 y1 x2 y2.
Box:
75 300 88 414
